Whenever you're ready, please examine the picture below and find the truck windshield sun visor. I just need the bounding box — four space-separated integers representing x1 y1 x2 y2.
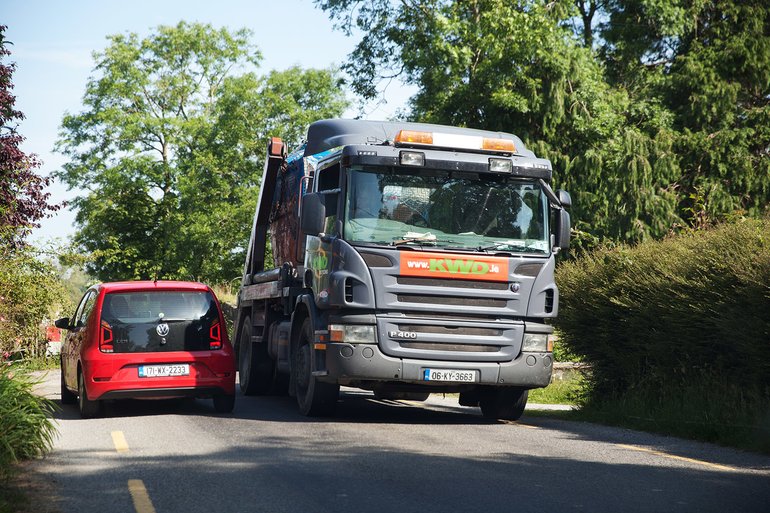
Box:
101 291 221 353
343 166 550 254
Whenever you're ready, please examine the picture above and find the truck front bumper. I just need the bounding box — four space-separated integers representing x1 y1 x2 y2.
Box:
323 342 552 388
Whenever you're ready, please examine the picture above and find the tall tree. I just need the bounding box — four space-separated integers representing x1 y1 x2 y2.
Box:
0 25 59 248
319 0 769 245
57 22 348 282
318 0 681 244
599 0 770 221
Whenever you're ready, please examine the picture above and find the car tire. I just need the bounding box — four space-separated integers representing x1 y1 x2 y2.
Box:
479 387 528 421
78 371 102 419
294 318 339 416
213 394 235 413
60 360 77 405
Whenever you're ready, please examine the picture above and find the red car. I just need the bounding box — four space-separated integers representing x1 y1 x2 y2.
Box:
56 281 236 418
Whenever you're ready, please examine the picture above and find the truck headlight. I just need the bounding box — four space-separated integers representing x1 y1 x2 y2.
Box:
522 333 553 352
329 324 377 344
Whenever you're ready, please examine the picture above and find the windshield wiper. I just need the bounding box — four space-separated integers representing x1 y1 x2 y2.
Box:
478 241 546 253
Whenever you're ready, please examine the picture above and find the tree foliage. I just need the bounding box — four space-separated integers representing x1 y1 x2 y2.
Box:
57 22 348 282
317 0 770 247
0 25 59 247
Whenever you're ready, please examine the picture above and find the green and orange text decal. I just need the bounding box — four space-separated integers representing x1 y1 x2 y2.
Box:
399 252 508 281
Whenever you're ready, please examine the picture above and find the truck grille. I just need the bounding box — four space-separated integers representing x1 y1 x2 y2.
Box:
396 324 502 336
398 342 500 353
397 276 508 290
396 294 506 308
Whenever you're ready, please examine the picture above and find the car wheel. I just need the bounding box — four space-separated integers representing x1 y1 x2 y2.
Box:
294 318 339 416
213 394 235 413
78 371 102 419
479 387 528 421
60 359 77 405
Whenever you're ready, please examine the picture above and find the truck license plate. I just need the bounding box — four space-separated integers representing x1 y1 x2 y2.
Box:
423 369 477 382
138 364 190 378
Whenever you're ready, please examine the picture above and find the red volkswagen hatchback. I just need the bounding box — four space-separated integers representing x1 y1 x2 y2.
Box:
56 281 236 418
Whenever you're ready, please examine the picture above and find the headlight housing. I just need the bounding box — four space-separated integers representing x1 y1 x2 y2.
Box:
522 333 554 352
328 324 377 344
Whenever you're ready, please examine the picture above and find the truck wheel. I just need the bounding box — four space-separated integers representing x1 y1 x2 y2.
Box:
238 318 274 395
60 359 76 405
479 387 528 421
294 318 339 416
78 371 102 419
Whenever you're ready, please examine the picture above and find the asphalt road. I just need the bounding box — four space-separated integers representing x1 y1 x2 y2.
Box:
30 371 770 513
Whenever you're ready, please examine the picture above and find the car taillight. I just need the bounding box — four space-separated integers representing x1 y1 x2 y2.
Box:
209 321 222 350
100 320 114 353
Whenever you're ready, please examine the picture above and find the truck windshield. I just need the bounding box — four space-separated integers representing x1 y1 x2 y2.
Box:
344 166 550 254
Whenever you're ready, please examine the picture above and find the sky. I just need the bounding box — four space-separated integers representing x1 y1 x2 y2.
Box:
3 0 413 246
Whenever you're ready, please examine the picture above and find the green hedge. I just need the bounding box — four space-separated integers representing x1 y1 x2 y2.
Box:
0 368 57 479
554 220 770 448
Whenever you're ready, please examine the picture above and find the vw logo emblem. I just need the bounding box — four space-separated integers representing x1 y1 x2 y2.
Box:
156 323 170 337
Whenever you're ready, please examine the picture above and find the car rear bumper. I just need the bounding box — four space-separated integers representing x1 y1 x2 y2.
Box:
82 352 236 400
98 386 229 400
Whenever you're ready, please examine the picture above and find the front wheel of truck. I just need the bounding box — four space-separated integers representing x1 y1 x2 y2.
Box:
479 387 528 421
294 318 339 416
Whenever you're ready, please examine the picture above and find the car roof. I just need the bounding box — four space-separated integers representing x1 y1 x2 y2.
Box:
98 281 211 293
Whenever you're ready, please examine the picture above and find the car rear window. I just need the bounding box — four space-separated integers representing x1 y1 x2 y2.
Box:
101 291 221 353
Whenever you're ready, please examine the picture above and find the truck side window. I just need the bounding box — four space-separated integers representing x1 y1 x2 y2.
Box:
317 164 340 232
317 164 340 193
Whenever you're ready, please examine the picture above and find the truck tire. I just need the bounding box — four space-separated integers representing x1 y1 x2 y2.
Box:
60 359 76 405
78 371 102 419
294 318 339 416
238 317 274 395
479 387 528 421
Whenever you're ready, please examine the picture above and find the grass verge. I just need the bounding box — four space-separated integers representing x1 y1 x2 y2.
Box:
528 373 585 405
0 367 58 480
577 378 770 455
525 374 770 455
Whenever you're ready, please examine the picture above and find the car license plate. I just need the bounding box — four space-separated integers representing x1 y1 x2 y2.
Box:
138 364 190 378
423 369 477 382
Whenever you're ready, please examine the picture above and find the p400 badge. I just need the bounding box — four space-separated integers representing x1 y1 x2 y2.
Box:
389 330 417 339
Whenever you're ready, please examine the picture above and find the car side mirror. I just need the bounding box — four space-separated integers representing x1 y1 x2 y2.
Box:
555 209 571 250
55 317 71 330
301 193 326 236
557 189 572 209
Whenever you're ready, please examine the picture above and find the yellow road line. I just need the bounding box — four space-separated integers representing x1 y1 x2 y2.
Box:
616 444 736 472
128 480 157 513
111 431 129 453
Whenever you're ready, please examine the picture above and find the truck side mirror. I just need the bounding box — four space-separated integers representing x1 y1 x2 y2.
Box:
301 193 326 236
557 189 572 209
555 209 571 250
55 317 71 330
